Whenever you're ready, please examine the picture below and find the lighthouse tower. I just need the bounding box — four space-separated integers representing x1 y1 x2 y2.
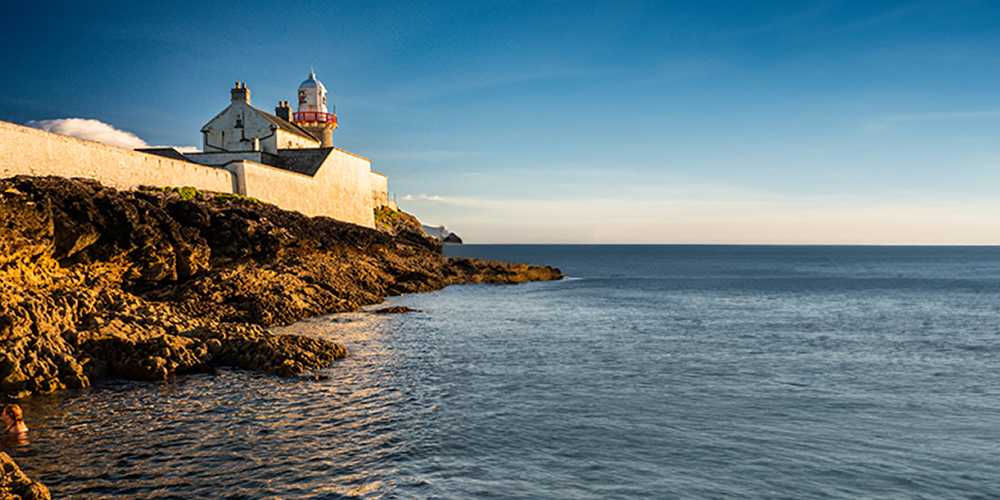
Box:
293 70 337 147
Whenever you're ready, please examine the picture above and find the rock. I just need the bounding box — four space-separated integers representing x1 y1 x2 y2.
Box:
419 223 463 244
0 452 50 500
0 176 561 400
371 306 421 314
443 257 562 285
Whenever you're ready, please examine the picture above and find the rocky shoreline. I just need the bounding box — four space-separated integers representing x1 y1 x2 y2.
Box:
0 452 49 499
0 175 561 397
0 175 560 496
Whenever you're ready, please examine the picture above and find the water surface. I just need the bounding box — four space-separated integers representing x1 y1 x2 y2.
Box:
8 245 1000 498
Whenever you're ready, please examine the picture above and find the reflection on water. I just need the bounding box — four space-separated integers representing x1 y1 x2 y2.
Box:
11 311 446 498
1 433 29 449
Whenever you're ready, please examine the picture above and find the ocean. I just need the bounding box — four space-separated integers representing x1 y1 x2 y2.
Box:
7 245 1000 498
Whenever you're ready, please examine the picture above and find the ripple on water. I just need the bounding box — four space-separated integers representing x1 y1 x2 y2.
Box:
6 246 1000 498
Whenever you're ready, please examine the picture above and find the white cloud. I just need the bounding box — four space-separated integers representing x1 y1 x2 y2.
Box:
26 118 200 152
375 150 470 162
402 194 1000 245
27 118 149 149
867 110 1000 132
400 194 490 209
885 110 1000 122
401 194 447 202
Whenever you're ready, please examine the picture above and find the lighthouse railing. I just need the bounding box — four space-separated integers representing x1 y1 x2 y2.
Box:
293 111 337 124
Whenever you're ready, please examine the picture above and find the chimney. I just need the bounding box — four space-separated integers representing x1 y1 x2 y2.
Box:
275 100 291 121
231 81 251 104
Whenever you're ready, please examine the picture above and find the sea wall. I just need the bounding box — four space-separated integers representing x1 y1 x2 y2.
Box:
184 151 264 166
322 150 377 227
228 148 376 227
370 171 390 208
0 120 235 193
0 120 382 228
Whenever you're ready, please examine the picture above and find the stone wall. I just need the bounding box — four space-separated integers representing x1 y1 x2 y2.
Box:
0 120 235 193
370 171 389 207
0 120 381 228
184 151 264 166
226 148 376 227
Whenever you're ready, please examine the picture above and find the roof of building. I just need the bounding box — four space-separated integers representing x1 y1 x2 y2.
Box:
252 106 318 141
199 102 319 142
136 147 195 162
299 70 327 93
269 148 335 176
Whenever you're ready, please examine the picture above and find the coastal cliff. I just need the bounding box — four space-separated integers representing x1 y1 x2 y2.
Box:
0 176 561 400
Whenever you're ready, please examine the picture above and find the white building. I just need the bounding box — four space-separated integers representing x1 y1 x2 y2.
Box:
140 71 393 227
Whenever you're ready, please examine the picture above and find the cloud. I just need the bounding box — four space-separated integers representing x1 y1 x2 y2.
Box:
27 118 150 149
401 194 448 202
26 118 201 153
400 194 488 207
884 110 1000 122
865 109 1000 132
403 194 452 203
375 150 471 162
403 194 1000 245
827 3 927 34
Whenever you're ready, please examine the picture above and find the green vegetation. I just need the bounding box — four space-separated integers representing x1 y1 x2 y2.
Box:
155 187 261 205
213 192 260 204
177 186 199 201
374 206 399 225
374 206 404 232
374 205 426 237
162 186 200 201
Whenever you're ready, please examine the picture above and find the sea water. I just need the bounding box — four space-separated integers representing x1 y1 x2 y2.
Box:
8 245 1000 498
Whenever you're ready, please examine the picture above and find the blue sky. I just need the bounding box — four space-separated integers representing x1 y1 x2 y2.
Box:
4 0 1000 243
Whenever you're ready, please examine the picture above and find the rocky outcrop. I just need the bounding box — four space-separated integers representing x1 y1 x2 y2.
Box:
372 306 421 314
0 176 561 399
0 452 49 500
419 222 463 244
443 257 562 284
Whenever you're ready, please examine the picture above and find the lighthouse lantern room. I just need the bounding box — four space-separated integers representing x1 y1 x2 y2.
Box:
293 70 338 147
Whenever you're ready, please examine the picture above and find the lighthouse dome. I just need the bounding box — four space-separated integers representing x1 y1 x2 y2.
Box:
297 70 329 113
299 70 327 93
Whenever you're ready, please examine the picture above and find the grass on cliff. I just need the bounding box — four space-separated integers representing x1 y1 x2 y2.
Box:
162 186 200 201
374 206 400 226
374 206 426 236
213 192 260 204
157 186 260 204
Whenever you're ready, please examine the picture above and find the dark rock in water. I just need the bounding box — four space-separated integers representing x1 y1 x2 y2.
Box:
443 233 463 244
372 306 421 314
443 257 562 284
0 452 50 499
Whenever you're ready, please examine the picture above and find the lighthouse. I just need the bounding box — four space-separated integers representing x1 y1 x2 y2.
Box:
293 70 337 147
